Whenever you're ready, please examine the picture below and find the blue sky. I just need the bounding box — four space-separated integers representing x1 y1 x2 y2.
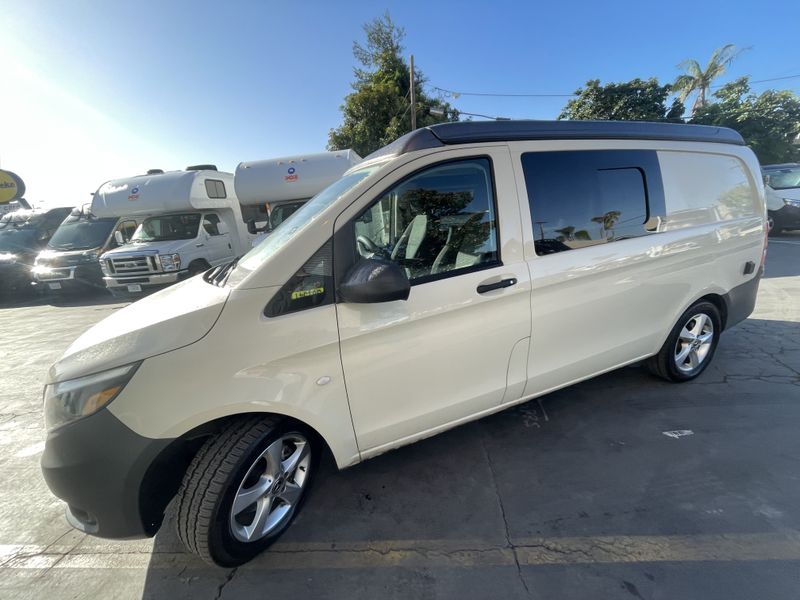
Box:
2 0 799 205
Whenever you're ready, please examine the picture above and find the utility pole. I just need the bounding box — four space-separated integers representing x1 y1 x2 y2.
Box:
409 54 416 131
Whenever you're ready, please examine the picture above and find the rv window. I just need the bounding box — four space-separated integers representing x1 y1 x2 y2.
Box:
205 179 227 199
522 150 661 256
203 213 222 236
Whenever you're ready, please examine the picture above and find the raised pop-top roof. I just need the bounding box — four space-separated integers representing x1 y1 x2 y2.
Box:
368 120 745 159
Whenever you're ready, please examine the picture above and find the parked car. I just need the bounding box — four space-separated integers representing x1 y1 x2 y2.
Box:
762 162 800 234
32 207 141 294
0 207 72 296
41 121 766 567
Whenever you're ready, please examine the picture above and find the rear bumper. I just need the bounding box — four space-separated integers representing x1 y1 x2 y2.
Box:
40 408 173 539
722 269 762 330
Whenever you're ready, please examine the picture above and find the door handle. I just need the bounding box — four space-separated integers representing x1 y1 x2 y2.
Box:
196 243 205 247
477 277 517 294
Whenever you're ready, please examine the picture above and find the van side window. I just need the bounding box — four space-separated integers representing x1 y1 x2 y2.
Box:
205 179 227 199
203 213 222 236
264 240 334 317
352 158 500 283
522 150 663 256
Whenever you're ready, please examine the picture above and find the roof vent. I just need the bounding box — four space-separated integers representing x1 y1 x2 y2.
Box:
186 164 218 171
146 169 164 175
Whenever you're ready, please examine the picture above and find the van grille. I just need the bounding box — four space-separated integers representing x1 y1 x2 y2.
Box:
108 256 159 275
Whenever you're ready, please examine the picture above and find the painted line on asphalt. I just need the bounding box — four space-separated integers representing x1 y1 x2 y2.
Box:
3 531 800 571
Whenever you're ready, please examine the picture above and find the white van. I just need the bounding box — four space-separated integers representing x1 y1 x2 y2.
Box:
93 166 250 296
41 121 766 567
236 150 361 247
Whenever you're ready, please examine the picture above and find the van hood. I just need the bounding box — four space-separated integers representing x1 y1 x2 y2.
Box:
102 239 189 257
47 276 229 384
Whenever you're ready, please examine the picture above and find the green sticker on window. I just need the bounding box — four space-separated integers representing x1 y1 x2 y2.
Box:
291 287 325 300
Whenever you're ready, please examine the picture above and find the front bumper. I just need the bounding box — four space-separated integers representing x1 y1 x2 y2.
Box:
103 270 190 294
769 204 800 231
0 261 34 292
32 263 105 291
40 407 173 538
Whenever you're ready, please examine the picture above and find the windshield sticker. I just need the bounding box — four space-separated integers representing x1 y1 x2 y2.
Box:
291 287 324 300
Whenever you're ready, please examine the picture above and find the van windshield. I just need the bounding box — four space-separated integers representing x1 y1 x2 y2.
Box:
237 164 382 272
132 213 201 242
766 166 800 190
48 216 117 250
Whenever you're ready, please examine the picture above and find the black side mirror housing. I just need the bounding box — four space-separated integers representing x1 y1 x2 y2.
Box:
339 258 410 303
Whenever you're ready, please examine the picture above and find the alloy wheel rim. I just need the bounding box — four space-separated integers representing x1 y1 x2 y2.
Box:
229 433 311 543
674 313 714 373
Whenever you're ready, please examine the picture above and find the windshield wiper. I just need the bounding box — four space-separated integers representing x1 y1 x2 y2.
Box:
204 256 241 287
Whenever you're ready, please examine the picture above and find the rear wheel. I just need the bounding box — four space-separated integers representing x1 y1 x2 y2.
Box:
647 301 721 382
175 416 317 567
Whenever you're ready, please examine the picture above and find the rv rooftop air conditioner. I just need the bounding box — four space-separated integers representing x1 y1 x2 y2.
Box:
186 164 218 172
146 169 164 175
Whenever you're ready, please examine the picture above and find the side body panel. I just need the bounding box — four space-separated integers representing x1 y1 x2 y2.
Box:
509 140 764 398
107 286 361 468
334 145 532 457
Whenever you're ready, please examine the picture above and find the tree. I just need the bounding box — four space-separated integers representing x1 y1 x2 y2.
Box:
692 77 800 164
558 78 684 122
673 44 745 116
328 13 457 156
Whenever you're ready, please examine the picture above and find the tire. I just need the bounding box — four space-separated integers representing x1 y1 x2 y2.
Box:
175 416 317 567
646 301 721 382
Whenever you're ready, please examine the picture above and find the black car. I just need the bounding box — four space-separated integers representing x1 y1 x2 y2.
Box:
763 163 800 234
0 207 73 296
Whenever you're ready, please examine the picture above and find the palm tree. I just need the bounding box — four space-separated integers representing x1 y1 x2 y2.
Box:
673 44 745 116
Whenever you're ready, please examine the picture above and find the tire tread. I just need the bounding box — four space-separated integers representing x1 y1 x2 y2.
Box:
175 415 280 564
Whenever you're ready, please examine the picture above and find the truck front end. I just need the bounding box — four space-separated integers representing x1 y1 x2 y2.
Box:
100 246 189 296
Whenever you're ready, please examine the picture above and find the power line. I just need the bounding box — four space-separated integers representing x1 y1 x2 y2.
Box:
432 86 575 98
431 73 800 99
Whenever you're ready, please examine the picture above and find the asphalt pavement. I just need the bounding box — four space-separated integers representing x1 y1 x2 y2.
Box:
0 232 798 599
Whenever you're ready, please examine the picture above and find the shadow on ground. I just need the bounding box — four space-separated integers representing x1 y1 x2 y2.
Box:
139 318 800 599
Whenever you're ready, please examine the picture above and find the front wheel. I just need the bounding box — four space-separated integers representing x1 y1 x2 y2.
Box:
647 301 721 382
175 416 317 567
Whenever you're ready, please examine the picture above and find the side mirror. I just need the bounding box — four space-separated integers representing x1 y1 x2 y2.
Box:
339 258 410 304
114 230 125 245
763 173 771 187
217 221 229 236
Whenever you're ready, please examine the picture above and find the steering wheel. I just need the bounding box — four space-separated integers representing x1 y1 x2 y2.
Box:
356 235 387 258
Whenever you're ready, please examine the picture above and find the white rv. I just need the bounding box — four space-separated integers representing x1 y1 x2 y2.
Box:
236 150 361 247
93 166 251 296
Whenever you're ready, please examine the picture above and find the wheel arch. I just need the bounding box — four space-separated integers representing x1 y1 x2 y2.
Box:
137 411 339 537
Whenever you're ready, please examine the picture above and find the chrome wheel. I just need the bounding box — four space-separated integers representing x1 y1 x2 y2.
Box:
674 313 714 373
229 433 311 543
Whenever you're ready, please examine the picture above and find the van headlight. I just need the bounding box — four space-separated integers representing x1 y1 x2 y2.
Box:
159 253 181 271
44 362 141 431
783 198 800 208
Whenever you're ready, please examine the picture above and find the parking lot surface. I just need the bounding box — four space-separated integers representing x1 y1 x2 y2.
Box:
1 234 799 599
